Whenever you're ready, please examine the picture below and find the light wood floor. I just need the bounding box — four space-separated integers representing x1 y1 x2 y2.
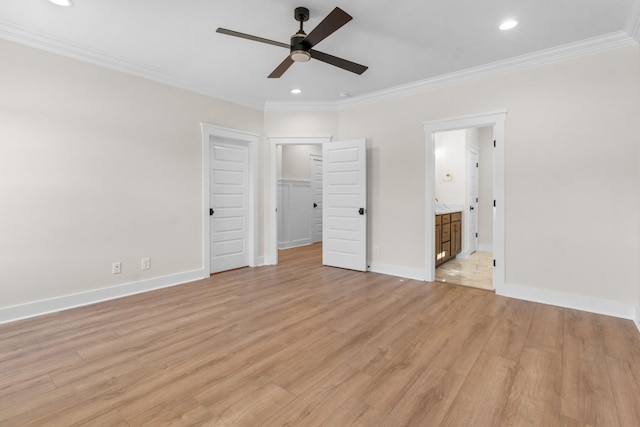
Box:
435 251 493 291
1 243 640 426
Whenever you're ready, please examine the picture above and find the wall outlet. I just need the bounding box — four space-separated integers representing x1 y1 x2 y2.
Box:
112 262 122 274
141 258 150 271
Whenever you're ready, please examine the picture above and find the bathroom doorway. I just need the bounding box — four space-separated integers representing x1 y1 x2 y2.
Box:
433 127 493 290
423 110 506 293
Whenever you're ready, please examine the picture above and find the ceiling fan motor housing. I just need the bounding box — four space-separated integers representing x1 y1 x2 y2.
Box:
290 33 310 61
290 7 311 61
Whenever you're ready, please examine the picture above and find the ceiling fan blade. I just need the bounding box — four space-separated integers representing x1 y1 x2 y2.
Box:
310 50 368 75
303 7 352 48
216 28 289 49
268 56 295 78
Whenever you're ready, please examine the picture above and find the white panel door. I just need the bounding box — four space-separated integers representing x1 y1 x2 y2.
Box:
210 141 249 273
309 156 323 243
467 147 479 254
322 139 367 271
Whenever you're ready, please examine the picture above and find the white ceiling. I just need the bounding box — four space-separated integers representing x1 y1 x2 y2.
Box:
1 0 639 108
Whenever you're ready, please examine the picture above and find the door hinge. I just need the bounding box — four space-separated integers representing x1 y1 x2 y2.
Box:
493 200 496 207
476 162 479 168
493 140 496 147
493 259 496 267
476 197 478 203
476 232 478 238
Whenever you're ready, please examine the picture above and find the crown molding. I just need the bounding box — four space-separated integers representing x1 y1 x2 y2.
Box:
264 101 339 112
0 19 264 111
338 31 637 110
625 0 640 43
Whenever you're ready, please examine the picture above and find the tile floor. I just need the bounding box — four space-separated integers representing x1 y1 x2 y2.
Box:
435 251 493 291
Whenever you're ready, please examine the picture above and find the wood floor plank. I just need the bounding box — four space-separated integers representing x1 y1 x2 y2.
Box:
440 351 517 427
500 347 563 426
605 355 640 427
599 315 640 364
264 364 371 426
561 333 621 426
524 304 564 355
210 382 295 426
381 366 466 426
0 243 638 426
483 298 536 362
318 397 384 427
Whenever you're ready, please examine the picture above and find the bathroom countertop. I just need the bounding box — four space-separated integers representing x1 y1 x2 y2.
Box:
434 205 462 215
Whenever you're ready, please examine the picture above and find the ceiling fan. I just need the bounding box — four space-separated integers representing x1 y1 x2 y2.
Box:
216 6 368 78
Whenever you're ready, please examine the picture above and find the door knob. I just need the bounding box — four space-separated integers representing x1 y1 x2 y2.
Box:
470 206 474 211
313 203 318 208
359 208 365 215
210 208 214 216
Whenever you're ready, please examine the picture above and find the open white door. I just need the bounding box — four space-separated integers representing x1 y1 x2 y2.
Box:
467 147 479 254
310 155 323 243
322 139 367 271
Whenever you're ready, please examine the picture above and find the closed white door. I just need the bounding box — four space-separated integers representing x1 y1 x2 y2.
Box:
467 147 479 254
322 139 367 271
210 141 249 273
309 156 323 243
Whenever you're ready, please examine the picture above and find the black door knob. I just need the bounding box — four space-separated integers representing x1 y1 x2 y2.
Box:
210 208 214 216
313 203 318 208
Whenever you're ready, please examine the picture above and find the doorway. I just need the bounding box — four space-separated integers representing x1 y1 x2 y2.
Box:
269 137 368 272
423 111 506 293
269 136 331 265
277 144 323 250
433 127 493 290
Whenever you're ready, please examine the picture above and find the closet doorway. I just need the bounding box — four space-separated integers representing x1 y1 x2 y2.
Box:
269 136 330 265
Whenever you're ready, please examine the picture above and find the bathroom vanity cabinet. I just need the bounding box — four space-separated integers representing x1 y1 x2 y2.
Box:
435 211 462 266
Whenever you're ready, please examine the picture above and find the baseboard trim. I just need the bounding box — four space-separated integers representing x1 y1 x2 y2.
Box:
0 269 206 325
635 306 640 333
498 283 637 321
478 244 493 252
368 262 426 281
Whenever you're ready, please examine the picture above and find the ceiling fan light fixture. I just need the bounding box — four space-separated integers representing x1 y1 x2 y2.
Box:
290 88 303 94
499 19 518 31
290 50 311 62
49 0 74 6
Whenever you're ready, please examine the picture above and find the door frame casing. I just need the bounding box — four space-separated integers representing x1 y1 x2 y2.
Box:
268 136 331 265
423 110 506 292
201 123 259 276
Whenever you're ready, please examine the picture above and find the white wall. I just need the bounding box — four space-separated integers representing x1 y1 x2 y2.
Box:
281 145 322 180
338 45 640 308
434 130 466 205
0 40 263 311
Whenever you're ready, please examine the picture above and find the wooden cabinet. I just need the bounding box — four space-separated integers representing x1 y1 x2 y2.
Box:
435 211 462 266
450 212 462 257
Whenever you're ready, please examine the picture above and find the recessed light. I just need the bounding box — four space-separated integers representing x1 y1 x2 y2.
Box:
290 88 302 95
499 19 518 31
49 0 74 6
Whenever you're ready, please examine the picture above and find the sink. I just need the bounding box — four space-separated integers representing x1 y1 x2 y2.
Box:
435 204 459 214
